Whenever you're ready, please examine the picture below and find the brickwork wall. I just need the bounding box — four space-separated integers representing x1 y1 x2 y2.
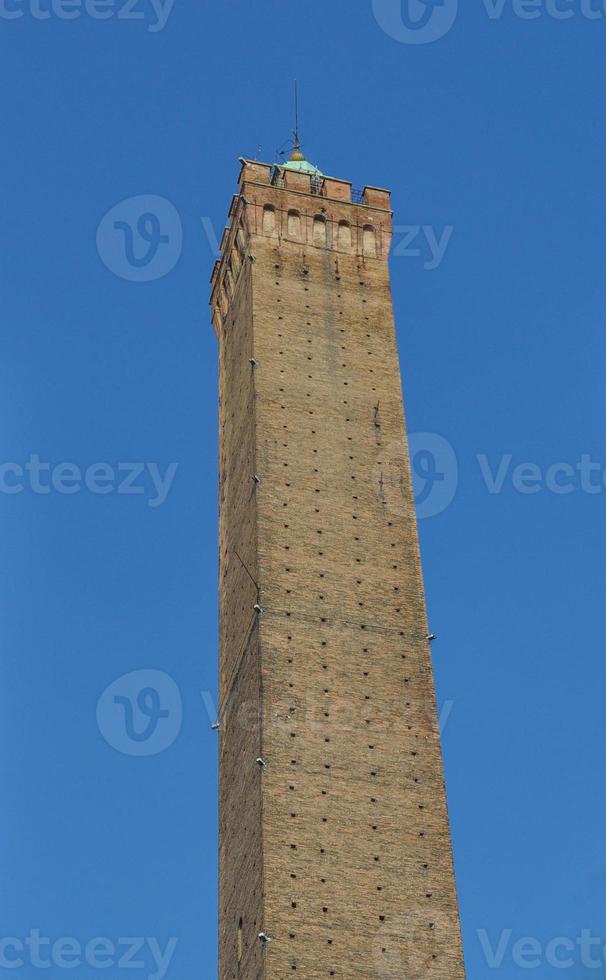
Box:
213 163 465 980
217 249 265 980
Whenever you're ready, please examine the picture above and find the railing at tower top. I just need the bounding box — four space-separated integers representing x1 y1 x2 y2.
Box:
269 166 327 196
268 168 366 204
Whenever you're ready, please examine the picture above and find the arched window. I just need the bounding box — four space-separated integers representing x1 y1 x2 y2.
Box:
363 224 377 257
287 210 301 238
262 205 276 234
313 214 327 246
338 220 352 250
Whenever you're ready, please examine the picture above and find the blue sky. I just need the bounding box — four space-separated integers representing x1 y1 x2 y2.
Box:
1 2 605 977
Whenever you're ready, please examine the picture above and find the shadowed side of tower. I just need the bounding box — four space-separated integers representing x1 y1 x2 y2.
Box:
210 153 466 979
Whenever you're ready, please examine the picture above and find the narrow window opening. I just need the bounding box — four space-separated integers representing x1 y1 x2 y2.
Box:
363 224 377 257
288 210 301 238
263 205 276 234
313 215 327 246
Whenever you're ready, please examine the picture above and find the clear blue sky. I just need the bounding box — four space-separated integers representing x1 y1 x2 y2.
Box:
1 2 605 977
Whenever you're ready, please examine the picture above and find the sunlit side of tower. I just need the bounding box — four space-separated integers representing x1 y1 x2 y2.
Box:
210 143 466 979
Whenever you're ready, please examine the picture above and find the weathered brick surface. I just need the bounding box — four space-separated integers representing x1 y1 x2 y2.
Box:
212 163 465 979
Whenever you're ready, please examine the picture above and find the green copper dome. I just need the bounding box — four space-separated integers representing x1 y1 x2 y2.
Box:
281 158 323 175
279 142 323 176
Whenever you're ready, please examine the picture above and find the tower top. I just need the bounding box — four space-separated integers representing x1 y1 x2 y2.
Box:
279 80 323 176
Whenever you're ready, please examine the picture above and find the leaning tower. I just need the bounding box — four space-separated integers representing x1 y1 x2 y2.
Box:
210 144 466 979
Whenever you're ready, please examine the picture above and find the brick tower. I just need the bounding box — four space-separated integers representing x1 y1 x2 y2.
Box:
210 147 466 979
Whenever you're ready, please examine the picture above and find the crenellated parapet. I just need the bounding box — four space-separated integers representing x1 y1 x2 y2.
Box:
210 156 394 336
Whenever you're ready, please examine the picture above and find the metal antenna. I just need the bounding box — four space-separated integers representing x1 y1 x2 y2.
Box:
294 80 300 149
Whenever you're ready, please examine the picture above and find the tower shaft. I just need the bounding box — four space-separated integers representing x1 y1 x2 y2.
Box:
211 159 466 979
